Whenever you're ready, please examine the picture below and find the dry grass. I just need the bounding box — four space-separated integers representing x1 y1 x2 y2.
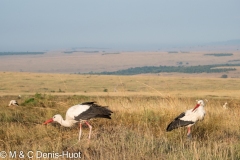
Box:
1 71 240 98
0 94 240 160
0 72 240 159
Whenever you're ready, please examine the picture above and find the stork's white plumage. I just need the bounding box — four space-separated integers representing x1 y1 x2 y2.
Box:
166 100 205 137
8 100 19 106
43 102 113 141
223 102 228 109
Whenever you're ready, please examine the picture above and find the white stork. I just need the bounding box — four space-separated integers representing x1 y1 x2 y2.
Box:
223 102 228 109
166 100 205 137
43 102 113 141
8 100 19 106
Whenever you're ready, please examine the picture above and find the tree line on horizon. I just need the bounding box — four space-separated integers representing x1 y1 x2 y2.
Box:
0 52 45 56
91 63 240 75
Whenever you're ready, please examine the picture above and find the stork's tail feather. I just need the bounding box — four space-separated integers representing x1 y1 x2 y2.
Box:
166 122 175 131
166 119 194 131
96 114 112 119
95 106 113 119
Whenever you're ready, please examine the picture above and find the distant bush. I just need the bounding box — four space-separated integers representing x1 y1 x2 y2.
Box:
102 52 120 55
58 88 65 92
204 53 233 56
168 51 178 53
221 74 228 78
228 59 240 62
177 62 183 65
103 88 108 92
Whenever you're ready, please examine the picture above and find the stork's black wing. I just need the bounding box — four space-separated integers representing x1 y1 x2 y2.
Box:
166 112 194 131
74 102 113 121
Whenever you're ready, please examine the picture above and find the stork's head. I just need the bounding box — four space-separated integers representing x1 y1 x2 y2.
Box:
43 114 62 124
192 100 204 112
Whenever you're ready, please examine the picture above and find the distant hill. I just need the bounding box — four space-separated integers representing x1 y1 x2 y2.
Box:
165 39 240 52
209 39 240 45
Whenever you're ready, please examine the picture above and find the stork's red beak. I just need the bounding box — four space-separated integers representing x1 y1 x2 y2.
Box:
192 104 200 112
43 118 53 125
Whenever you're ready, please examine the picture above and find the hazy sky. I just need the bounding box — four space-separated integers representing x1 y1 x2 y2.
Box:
1 0 239 51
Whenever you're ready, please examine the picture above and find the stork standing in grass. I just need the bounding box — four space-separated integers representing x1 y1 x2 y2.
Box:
166 100 205 137
43 102 113 141
223 102 228 109
8 100 19 106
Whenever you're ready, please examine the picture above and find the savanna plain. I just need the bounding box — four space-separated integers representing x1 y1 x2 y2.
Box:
0 72 240 160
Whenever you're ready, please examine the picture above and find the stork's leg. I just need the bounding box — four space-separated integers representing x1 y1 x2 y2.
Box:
78 123 82 141
187 127 192 138
187 127 191 135
85 121 92 139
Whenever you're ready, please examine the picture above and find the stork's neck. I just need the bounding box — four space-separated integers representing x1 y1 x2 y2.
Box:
197 105 205 111
56 116 74 127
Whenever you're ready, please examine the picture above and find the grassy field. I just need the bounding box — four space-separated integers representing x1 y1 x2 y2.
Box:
1 72 240 98
0 72 240 159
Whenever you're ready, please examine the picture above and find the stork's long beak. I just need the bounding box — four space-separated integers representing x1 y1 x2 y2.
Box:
192 104 200 112
43 118 53 125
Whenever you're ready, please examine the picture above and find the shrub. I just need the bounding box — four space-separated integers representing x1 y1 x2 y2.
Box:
221 74 228 78
103 88 108 92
